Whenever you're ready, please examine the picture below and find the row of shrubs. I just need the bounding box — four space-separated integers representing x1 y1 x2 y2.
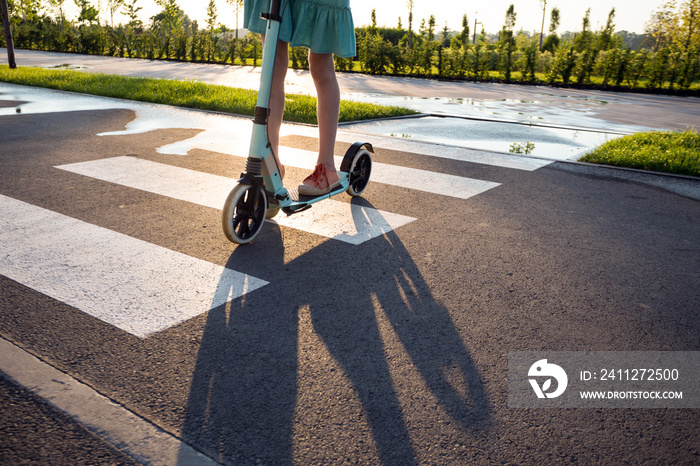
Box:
2 13 698 94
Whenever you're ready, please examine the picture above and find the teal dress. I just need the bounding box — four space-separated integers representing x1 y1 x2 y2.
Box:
243 0 356 58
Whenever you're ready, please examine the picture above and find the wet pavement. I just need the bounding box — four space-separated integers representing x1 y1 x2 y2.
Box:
3 49 700 161
341 114 622 160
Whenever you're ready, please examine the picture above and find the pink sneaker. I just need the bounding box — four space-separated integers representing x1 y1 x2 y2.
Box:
298 164 340 196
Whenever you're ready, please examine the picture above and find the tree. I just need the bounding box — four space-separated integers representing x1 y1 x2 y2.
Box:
226 0 243 39
47 0 67 26
472 27 488 79
0 0 16 68
206 0 217 32
523 36 538 81
678 0 700 87
123 0 142 27
646 1 676 51
205 0 217 61
75 0 99 25
575 8 594 83
105 0 124 27
574 8 591 52
539 0 546 51
542 7 560 52
598 8 616 51
678 0 699 54
657 0 700 88
406 0 413 49
550 7 560 34
499 4 517 81
120 0 141 57
12 0 41 21
440 22 449 48
359 30 390 74
154 0 183 36
153 0 185 58
416 15 436 74
551 39 576 84
459 14 469 48
654 0 700 87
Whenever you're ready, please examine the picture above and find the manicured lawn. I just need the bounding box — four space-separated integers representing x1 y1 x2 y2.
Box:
579 130 700 177
0 65 418 124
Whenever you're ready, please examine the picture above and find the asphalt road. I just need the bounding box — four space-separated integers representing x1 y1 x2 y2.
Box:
1 66 699 463
0 376 139 465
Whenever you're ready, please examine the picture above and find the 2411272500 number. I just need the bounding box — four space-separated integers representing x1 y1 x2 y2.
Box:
599 368 679 381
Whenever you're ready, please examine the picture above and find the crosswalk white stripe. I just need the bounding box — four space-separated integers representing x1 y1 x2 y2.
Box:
55 157 417 244
0 194 269 338
118 119 502 201
59 156 235 210
370 161 499 200
278 147 501 200
273 200 414 246
141 137 503 201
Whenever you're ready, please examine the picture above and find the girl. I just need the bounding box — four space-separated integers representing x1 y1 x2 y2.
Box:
243 0 356 196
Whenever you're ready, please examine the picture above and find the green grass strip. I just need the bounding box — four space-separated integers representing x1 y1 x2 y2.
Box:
0 65 417 124
579 130 700 177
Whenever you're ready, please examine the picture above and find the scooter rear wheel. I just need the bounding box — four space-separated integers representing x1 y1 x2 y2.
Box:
346 149 372 196
222 183 267 244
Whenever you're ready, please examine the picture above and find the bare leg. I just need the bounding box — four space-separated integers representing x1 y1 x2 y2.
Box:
263 35 288 179
297 51 343 196
309 51 340 175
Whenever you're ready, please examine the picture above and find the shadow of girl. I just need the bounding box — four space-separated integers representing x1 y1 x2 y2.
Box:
300 198 491 464
179 200 490 464
178 223 299 464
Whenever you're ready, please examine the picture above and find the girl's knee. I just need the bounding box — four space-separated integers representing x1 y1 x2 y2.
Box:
309 52 335 82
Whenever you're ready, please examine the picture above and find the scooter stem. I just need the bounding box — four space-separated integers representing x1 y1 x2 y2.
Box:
246 0 285 192
254 0 282 116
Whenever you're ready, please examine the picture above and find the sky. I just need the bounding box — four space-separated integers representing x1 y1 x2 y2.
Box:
64 0 665 34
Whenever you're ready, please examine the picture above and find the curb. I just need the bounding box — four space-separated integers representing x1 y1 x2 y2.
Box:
0 337 218 466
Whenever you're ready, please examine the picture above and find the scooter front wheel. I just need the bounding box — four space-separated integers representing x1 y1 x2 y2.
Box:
222 183 267 244
347 148 372 197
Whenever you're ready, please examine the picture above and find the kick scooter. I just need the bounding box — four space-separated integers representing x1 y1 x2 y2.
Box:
222 0 373 245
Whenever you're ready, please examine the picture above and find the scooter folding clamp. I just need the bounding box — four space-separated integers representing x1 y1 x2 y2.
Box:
253 106 270 125
260 12 282 22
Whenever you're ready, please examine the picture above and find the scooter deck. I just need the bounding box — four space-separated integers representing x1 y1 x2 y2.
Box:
286 184 346 203
287 188 322 203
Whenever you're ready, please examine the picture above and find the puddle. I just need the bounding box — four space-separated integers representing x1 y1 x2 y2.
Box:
0 82 254 157
342 115 623 160
43 63 89 70
338 92 645 160
341 92 645 135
